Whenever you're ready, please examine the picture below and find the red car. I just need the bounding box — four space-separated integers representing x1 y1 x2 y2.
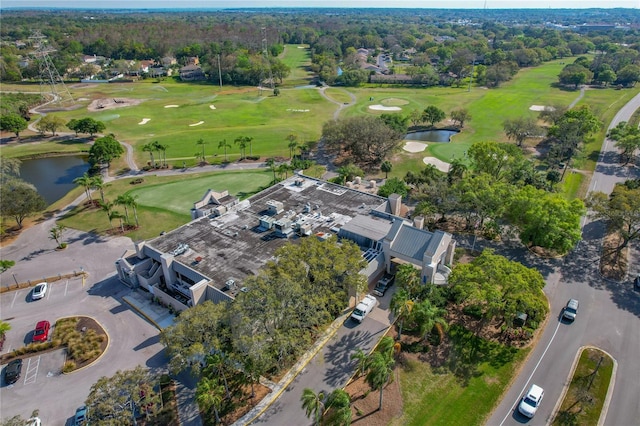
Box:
32 321 50 342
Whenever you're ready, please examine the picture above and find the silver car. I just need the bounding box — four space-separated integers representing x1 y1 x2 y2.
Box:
562 299 579 321
32 282 48 300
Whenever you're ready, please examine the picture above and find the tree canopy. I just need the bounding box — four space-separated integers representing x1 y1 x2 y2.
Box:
88 134 125 167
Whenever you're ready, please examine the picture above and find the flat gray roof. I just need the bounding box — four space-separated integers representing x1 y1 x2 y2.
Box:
146 175 389 293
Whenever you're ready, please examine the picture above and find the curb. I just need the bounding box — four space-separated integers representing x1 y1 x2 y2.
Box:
62 315 111 374
122 295 163 330
549 345 617 425
236 312 351 426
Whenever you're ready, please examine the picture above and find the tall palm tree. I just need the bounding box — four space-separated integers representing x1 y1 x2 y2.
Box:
100 201 115 230
351 348 369 378
366 351 395 411
324 389 352 426
154 141 169 167
110 210 126 233
142 142 156 168
390 289 414 340
218 139 231 162
73 172 94 203
286 134 298 159
277 163 291 179
301 388 326 426
91 175 107 204
204 354 231 400
245 136 254 157
234 136 248 160
115 194 131 223
196 377 224 425
377 336 396 361
265 157 277 182
196 138 208 163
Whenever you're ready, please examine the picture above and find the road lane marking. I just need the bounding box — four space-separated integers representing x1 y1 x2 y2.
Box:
23 356 40 385
498 321 562 426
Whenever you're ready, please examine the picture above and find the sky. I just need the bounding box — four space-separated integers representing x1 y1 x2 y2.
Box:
2 0 639 9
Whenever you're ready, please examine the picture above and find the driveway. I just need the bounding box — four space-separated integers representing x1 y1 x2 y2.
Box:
485 92 640 426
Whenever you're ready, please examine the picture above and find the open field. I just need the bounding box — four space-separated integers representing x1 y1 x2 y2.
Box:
278 44 314 87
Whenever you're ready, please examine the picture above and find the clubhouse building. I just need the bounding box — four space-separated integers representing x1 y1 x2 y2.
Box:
115 173 456 312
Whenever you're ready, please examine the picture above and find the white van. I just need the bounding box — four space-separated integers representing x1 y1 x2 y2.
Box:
350 294 377 323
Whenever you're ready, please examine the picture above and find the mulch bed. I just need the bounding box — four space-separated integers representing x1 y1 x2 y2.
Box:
73 316 109 370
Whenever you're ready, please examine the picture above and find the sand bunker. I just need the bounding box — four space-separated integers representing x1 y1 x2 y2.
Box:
403 141 428 153
189 121 204 127
87 98 143 112
209 105 216 110
164 104 179 108
138 118 151 125
286 108 310 112
423 157 451 173
529 105 555 111
369 105 402 111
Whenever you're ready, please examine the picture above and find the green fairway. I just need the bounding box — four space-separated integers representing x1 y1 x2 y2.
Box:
279 44 314 87
58 170 273 240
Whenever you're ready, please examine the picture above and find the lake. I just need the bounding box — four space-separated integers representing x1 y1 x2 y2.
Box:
404 129 459 143
19 156 90 205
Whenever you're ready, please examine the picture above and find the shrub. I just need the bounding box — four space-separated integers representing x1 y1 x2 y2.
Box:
62 360 76 373
462 304 483 319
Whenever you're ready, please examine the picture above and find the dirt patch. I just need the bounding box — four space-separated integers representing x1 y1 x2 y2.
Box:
88 97 144 112
599 231 628 281
347 373 403 425
218 383 272 425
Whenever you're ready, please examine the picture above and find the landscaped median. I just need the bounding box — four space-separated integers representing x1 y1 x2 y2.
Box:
552 347 616 426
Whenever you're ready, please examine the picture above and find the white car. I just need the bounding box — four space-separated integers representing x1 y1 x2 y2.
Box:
32 282 48 300
518 384 544 418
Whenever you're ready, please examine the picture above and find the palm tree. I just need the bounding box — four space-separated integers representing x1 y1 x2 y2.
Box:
196 138 208 164
266 157 277 182
91 175 107 204
115 194 132 223
196 377 224 425
411 299 448 342
377 336 396 361
351 348 369 378
277 163 291 180
366 351 395 411
245 136 254 157
154 141 169 167
204 354 231 400
234 136 248 160
324 389 352 426
286 134 298 159
218 139 231 162
301 388 326 426
337 163 364 185
49 224 66 248
142 142 156 168
73 172 94 204
100 201 115 230
390 289 414 340
110 210 126 233
381 160 393 179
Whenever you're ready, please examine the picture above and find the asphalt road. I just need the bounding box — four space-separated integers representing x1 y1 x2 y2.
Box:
486 92 640 426
253 292 394 425
0 207 168 425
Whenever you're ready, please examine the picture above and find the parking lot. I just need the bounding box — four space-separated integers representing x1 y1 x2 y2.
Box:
1 275 168 425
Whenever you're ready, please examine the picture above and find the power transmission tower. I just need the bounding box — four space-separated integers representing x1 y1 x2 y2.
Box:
259 27 274 96
29 31 74 105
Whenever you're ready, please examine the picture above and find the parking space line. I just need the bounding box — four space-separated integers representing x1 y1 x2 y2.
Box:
23 356 40 385
64 280 69 296
47 285 52 300
11 291 19 308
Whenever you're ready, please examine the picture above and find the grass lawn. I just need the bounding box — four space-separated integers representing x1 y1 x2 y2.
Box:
552 347 614 426
58 170 273 240
392 325 529 426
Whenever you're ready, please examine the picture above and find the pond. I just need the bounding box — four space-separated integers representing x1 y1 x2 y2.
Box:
19 156 90 205
404 129 459 143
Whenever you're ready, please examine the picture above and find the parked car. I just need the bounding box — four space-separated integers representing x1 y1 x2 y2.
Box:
373 274 395 297
518 384 544 418
31 282 48 300
350 294 377 323
74 405 88 425
634 274 640 291
32 320 51 342
4 358 23 385
563 299 579 321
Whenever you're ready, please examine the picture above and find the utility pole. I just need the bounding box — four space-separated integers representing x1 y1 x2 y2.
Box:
217 54 222 89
